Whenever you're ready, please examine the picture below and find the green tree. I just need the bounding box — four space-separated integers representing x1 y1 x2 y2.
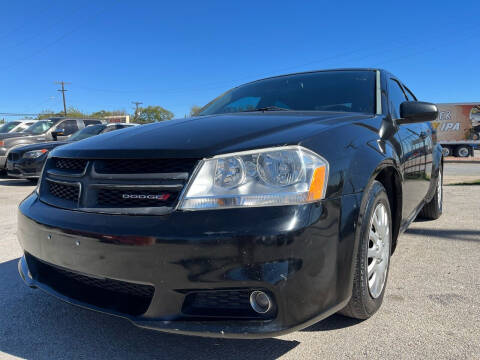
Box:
37 106 88 119
65 106 87 118
190 105 202 117
37 109 62 119
91 109 127 118
136 106 174 123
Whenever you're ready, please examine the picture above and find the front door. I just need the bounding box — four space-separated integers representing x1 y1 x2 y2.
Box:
54 120 80 141
388 78 428 219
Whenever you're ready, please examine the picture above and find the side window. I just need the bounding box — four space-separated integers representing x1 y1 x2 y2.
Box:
388 79 408 119
58 120 79 135
84 120 102 126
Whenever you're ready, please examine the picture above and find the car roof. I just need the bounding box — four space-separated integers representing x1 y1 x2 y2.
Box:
243 68 387 86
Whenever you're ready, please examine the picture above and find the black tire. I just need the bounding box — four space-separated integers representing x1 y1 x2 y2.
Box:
441 146 451 157
339 180 392 319
419 166 443 220
455 146 470 158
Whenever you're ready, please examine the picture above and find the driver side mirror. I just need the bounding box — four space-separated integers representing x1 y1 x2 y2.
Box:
51 129 65 140
398 101 438 124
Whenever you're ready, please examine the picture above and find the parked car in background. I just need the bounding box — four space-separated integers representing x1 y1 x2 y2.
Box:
0 120 37 134
6 123 136 180
0 118 103 171
17 69 443 338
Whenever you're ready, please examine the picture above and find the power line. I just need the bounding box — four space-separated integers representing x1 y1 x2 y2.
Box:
0 0 60 42
0 113 40 116
55 81 71 116
0 3 112 71
75 23 479 98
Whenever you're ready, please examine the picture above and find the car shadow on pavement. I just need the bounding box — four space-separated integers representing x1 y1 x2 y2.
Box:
0 173 35 186
0 258 301 360
406 228 480 242
301 314 362 332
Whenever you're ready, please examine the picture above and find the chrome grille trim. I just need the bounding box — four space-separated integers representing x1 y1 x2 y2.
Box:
90 183 184 190
39 157 199 215
91 166 189 180
46 168 88 178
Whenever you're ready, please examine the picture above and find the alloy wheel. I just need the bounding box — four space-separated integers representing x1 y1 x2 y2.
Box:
367 203 390 298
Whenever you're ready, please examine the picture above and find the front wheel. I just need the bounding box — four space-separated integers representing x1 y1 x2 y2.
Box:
419 166 443 220
339 181 392 319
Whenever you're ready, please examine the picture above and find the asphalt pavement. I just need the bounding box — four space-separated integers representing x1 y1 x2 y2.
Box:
0 173 479 359
444 162 480 184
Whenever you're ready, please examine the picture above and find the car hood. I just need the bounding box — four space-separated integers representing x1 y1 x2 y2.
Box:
53 112 373 159
0 132 30 141
10 141 69 154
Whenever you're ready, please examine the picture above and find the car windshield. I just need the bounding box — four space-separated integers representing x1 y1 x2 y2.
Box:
12 123 32 132
24 120 55 135
0 121 21 133
69 124 106 141
199 70 376 116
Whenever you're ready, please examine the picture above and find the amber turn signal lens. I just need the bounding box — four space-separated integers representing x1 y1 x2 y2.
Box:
308 166 326 201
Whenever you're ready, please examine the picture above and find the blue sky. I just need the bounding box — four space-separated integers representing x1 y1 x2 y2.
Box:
0 0 479 120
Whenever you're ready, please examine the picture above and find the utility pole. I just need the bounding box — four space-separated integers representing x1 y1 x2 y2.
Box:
132 101 143 121
55 81 71 117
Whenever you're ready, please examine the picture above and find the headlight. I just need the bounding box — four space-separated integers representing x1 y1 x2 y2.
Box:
180 146 328 210
23 149 48 159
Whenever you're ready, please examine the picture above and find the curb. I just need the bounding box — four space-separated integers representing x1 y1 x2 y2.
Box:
444 159 480 164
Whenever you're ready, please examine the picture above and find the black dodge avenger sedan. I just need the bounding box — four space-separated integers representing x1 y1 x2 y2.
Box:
17 69 442 338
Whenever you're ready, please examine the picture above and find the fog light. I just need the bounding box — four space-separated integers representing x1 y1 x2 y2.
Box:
249 290 272 314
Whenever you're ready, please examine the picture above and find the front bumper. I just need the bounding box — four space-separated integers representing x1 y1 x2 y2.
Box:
6 155 45 178
17 192 361 338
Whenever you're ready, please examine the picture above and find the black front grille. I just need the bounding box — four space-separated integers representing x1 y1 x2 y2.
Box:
7 152 20 161
182 290 274 319
40 157 199 214
97 189 178 208
54 266 154 298
47 180 79 201
25 253 154 316
95 158 198 174
54 158 87 172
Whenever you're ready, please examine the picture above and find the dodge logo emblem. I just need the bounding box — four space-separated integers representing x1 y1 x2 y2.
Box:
122 194 171 201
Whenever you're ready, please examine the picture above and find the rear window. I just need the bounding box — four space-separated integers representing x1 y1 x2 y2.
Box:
0 121 21 132
199 70 376 115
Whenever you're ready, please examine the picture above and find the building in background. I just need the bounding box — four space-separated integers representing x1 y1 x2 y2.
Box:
103 115 130 124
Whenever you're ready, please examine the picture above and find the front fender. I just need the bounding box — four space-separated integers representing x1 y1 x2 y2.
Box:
342 139 401 196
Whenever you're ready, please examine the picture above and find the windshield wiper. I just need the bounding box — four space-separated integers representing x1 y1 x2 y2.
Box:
241 106 291 112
